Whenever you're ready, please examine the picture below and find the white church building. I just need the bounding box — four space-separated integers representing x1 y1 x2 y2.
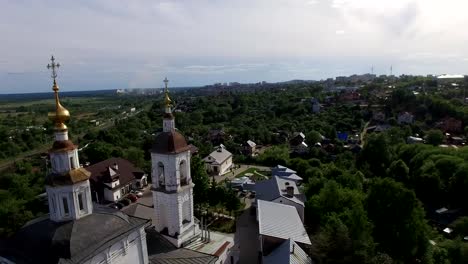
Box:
0 61 232 264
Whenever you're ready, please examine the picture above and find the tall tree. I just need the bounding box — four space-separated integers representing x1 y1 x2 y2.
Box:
366 178 429 262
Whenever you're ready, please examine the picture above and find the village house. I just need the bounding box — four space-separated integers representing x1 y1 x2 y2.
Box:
204 145 233 176
243 140 257 157
438 117 463 133
87 157 148 203
398 112 414 124
290 132 308 154
256 200 312 264
271 165 303 185
255 176 306 222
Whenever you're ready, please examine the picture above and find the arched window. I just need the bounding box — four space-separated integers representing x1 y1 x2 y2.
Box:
180 160 187 186
158 162 165 187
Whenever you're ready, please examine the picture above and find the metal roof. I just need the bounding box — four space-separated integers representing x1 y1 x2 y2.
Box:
257 200 311 245
255 176 305 206
204 146 232 164
264 239 313 264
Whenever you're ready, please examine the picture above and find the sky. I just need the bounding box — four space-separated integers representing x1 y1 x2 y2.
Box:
1 0 468 93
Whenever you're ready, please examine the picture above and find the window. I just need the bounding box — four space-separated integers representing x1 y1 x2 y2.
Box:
62 197 69 216
158 162 165 187
78 193 84 211
180 160 188 186
70 156 75 169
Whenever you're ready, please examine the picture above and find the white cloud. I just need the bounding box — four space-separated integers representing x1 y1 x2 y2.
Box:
2 0 468 92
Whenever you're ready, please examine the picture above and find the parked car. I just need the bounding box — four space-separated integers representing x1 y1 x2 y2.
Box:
131 190 144 197
115 202 124 209
120 198 131 206
126 193 138 203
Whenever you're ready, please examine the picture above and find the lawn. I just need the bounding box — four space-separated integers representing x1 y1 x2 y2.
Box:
236 167 269 182
208 217 236 233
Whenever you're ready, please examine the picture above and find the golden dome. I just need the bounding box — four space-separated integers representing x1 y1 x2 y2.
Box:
48 80 70 130
164 91 172 107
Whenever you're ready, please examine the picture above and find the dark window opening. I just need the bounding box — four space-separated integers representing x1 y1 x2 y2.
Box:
63 197 69 215
78 193 84 211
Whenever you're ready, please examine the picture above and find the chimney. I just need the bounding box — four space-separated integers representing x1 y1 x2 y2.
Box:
286 186 294 197
291 243 295 254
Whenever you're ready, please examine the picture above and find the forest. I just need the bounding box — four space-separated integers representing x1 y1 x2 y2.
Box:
0 77 468 263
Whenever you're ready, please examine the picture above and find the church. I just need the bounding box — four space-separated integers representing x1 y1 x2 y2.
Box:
0 57 229 264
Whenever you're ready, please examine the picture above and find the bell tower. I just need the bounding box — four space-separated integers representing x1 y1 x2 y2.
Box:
45 56 93 222
151 78 198 247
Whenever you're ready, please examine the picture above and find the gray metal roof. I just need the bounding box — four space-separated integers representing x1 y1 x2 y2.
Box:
149 248 217 264
264 239 313 264
257 200 311 245
204 146 232 164
4 205 149 264
246 140 256 147
255 176 305 206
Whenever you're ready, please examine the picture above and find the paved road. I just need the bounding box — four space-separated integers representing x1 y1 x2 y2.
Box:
234 209 259 264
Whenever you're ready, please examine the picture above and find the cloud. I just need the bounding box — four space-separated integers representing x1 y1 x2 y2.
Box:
2 0 468 92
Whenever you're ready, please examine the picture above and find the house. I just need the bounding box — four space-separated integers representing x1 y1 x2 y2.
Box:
311 98 320 113
243 140 257 156
255 176 306 222
257 200 312 263
271 165 303 185
87 157 148 203
438 117 463 133
398 112 414 124
290 132 308 154
208 129 231 145
263 239 313 264
204 145 233 176
372 111 386 122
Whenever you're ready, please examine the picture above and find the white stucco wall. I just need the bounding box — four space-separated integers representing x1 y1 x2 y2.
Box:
82 227 148 264
46 180 93 222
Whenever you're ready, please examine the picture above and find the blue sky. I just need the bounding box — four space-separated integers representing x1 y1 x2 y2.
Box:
1 0 468 93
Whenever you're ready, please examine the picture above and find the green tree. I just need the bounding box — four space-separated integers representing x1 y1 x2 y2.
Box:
359 134 392 177
426 129 444 146
387 159 409 183
366 178 429 262
191 156 210 205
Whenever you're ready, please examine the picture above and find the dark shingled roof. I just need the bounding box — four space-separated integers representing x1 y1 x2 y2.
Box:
87 157 145 186
151 131 190 154
45 167 91 186
49 140 77 152
1 206 149 264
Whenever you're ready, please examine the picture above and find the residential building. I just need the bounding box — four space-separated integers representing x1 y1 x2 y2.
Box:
438 117 463 133
290 132 308 154
243 140 257 156
204 145 233 176
398 112 414 124
87 157 148 203
271 165 303 184
255 176 306 222
256 200 312 263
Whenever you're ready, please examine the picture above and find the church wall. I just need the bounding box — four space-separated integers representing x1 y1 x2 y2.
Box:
86 227 148 264
46 180 92 221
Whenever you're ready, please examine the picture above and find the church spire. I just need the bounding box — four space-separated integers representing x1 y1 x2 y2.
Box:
47 55 70 132
162 77 175 132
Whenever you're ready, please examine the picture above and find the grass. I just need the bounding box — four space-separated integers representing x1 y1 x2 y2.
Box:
236 167 269 181
208 217 236 233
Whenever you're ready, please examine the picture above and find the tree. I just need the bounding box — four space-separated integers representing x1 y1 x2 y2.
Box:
224 190 241 215
387 159 409 183
426 129 444 146
190 156 210 205
366 178 429 262
359 134 392 177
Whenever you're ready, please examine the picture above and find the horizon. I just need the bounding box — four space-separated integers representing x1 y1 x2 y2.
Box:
2 0 468 93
